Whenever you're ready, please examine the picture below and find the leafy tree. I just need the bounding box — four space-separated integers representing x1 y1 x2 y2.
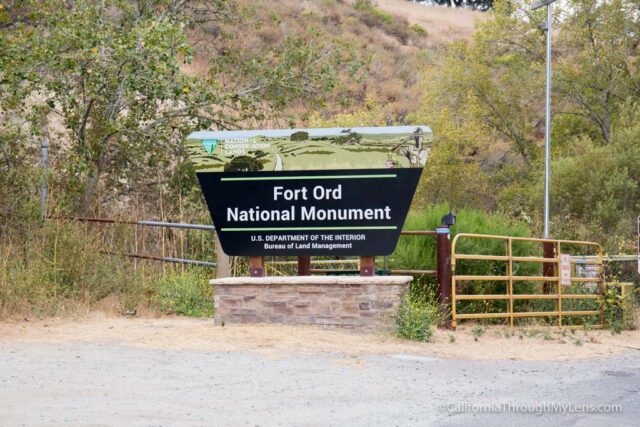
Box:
405 0 640 247
414 1 546 165
0 0 362 215
224 156 264 172
555 0 640 144
551 102 640 250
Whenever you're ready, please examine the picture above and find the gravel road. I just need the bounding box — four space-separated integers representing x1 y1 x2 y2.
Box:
1 341 638 426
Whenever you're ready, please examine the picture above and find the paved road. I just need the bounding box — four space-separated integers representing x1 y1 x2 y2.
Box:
0 342 638 426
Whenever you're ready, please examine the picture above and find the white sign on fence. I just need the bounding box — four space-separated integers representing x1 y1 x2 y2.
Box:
560 254 572 286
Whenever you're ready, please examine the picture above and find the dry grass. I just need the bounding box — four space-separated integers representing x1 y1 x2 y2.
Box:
184 0 484 122
373 0 487 46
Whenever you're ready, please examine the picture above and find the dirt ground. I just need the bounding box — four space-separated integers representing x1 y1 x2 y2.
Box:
3 313 640 426
3 312 640 361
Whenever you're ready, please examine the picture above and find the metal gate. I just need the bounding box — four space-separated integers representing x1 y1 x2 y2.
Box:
450 234 603 328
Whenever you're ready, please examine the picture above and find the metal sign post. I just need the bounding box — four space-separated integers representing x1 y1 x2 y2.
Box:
40 139 49 219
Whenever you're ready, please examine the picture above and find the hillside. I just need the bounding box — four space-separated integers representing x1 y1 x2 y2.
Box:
374 0 484 45
185 0 483 122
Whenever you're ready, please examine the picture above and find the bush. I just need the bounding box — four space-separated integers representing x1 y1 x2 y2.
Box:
396 281 441 342
393 203 533 272
410 23 427 37
0 219 154 317
353 0 412 45
396 293 441 342
150 270 214 317
0 217 217 319
603 283 637 332
393 203 542 323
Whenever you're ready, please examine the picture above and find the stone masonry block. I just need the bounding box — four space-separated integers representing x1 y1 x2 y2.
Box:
211 276 411 329
297 286 329 293
359 302 371 310
293 301 311 307
264 301 287 307
272 305 294 316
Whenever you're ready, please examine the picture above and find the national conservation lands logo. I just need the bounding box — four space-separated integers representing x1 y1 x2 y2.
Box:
186 126 432 256
201 139 218 154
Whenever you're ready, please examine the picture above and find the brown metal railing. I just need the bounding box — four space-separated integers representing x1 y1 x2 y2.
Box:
451 233 604 328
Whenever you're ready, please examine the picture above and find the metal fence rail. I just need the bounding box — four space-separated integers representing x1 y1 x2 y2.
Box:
51 216 217 231
451 233 604 328
51 216 217 268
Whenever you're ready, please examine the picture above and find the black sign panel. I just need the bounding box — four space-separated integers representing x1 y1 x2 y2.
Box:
198 168 422 256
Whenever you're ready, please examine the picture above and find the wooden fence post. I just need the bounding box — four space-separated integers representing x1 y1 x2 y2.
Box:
214 234 231 278
297 256 311 276
359 256 375 276
249 256 265 277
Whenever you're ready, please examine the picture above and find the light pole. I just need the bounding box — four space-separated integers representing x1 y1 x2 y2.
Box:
532 0 557 238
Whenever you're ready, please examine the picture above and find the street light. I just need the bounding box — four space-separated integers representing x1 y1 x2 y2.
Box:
531 0 558 238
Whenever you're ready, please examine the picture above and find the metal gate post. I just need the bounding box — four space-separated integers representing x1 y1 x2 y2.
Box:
436 225 452 327
543 240 556 293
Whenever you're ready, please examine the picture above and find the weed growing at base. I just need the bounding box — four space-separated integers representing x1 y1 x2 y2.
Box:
471 326 485 341
151 270 214 317
395 281 441 342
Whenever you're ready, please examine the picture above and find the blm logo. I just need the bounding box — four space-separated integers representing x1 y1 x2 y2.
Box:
201 139 218 154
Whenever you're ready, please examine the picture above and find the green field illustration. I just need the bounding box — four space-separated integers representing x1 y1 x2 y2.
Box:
186 126 433 172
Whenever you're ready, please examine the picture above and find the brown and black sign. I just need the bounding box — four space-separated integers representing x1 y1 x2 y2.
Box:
187 126 431 256
197 168 422 256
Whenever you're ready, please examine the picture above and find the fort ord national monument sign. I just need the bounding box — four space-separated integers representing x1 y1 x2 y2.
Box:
187 125 432 274
187 126 432 327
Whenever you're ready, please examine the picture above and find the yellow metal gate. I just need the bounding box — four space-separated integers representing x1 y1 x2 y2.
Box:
450 234 603 328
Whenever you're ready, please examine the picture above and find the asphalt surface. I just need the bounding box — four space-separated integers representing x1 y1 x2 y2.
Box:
0 342 638 426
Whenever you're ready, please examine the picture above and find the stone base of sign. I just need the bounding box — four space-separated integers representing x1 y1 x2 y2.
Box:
210 276 413 329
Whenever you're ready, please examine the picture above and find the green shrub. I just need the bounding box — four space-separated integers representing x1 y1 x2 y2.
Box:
471 325 485 341
151 269 214 317
353 0 412 44
410 23 427 37
393 203 542 323
603 283 636 332
354 0 392 24
393 203 533 271
395 286 441 342
0 218 217 319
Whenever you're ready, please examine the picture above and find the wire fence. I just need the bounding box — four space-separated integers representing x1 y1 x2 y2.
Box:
42 216 640 296
604 257 639 287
